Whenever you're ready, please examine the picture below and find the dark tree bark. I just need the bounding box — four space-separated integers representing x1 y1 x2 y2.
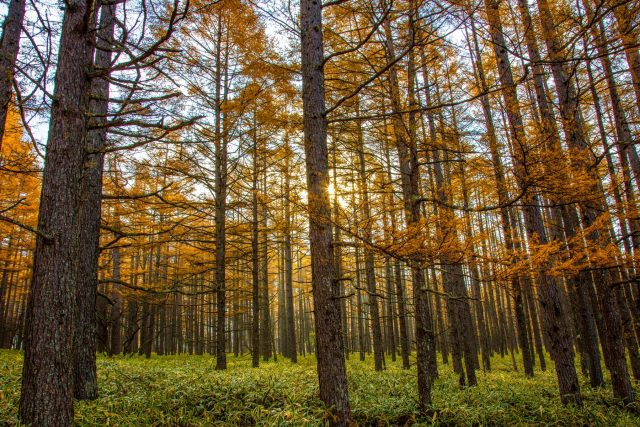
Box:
355 245 365 361
278 245 287 356
73 0 117 400
0 0 25 147
260 160 272 361
284 148 297 363
251 124 260 368
110 245 122 355
300 0 351 423
384 257 397 361
19 1 97 424
213 13 228 370
124 283 139 354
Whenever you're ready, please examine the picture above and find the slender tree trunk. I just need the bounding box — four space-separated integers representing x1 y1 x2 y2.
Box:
110 245 122 355
330 134 348 360
355 246 365 361
0 238 15 347
383 4 434 408
284 150 297 363
251 123 260 368
382 135 411 369
260 156 272 361
278 245 286 356
300 0 350 423
355 103 384 370
74 0 117 399
384 258 397 362
214 14 227 371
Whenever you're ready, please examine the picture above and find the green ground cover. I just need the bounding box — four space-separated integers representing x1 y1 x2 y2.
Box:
1 350 638 426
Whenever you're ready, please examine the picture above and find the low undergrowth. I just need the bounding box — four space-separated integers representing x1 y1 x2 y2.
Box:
1 350 638 426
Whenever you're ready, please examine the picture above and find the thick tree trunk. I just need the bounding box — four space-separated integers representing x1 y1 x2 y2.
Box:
19 1 97 424
300 0 350 423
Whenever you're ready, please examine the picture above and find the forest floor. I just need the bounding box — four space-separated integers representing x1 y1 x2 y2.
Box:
1 350 639 426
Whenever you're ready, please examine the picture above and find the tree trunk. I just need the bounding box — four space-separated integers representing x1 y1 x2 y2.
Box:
0 238 16 347
284 150 297 363
355 103 384 371
300 0 351 423
382 135 411 369
19 1 97 424
382 4 434 408
214 13 227 371
251 124 260 368
110 245 122 355
74 0 117 400
260 158 272 361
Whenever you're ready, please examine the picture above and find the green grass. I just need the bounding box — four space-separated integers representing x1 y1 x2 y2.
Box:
1 350 638 426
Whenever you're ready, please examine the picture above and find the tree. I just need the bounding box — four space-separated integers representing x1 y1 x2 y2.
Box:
73 0 117 400
381 1 435 407
300 0 351 423
19 0 98 424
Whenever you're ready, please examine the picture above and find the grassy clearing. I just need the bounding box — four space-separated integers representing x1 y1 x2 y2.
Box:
1 350 638 426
